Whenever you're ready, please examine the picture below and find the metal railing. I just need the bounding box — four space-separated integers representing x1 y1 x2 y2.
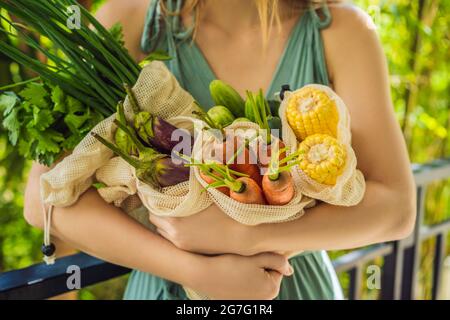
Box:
1 158 449 300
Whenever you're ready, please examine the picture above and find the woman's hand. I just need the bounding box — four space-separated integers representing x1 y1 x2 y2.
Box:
150 204 258 256
192 252 293 300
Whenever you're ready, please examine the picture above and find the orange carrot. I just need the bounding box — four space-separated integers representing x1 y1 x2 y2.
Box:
256 138 287 168
193 162 265 205
262 171 294 205
222 135 262 185
260 146 302 205
229 177 266 205
199 169 230 196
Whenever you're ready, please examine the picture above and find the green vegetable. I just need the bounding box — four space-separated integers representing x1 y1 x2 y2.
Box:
245 98 256 122
115 102 137 156
207 106 235 128
140 50 172 68
267 116 283 138
0 82 103 166
233 117 251 124
245 90 278 144
209 80 245 118
92 182 107 190
0 0 141 115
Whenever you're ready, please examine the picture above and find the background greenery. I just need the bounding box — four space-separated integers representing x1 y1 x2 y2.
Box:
0 0 448 300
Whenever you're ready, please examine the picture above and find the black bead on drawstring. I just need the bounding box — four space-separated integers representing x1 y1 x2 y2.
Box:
41 243 56 256
280 84 291 101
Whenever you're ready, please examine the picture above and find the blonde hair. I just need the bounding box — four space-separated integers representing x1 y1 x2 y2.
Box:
160 0 338 44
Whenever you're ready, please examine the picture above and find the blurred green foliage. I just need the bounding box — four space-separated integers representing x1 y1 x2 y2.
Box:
0 0 448 300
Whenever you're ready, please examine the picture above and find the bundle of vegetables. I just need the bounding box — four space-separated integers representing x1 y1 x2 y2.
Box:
181 81 314 230
0 0 142 164
39 58 211 215
185 80 365 227
193 81 294 203
280 84 366 206
0 0 140 112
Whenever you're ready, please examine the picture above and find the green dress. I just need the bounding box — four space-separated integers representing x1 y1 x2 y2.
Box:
124 0 343 300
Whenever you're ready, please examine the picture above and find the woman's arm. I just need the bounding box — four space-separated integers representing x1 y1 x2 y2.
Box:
94 0 148 61
150 6 416 255
24 163 293 299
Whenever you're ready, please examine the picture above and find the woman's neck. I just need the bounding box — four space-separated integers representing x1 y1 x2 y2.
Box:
194 0 294 34
200 0 260 31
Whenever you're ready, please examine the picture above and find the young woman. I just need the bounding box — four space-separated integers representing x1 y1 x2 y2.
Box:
24 0 416 300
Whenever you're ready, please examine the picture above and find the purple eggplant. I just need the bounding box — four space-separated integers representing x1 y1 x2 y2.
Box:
134 112 193 156
124 84 193 155
92 119 189 188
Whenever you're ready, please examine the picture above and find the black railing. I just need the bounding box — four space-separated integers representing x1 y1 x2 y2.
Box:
1 158 449 300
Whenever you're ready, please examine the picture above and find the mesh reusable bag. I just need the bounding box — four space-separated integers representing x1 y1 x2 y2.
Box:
192 121 316 225
41 61 197 205
279 84 366 206
96 156 137 207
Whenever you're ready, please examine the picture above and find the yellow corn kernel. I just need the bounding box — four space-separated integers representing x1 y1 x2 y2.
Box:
298 134 346 185
286 87 339 141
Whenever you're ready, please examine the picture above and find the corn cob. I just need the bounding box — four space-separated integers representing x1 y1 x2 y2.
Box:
286 87 339 141
297 134 346 185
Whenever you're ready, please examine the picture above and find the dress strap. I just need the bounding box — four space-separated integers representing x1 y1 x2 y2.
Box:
141 1 195 86
309 3 332 30
141 0 162 53
141 0 194 53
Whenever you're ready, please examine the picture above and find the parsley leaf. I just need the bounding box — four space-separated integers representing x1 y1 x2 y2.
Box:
19 83 49 108
109 22 125 46
3 108 21 146
1 80 103 166
51 85 66 113
64 113 90 133
31 106 55 131
0 92 19 116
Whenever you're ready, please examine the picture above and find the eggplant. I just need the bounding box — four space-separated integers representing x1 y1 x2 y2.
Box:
124 84 194 155
92 119 189 188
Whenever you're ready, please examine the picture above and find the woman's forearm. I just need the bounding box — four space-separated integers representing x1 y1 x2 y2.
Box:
24 164 202 289
54 190 202 287
251 180 416 253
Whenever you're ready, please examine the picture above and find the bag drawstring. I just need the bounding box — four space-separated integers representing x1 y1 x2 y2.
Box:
42 204 56 265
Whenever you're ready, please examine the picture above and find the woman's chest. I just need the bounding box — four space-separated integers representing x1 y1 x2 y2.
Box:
192 20 299 97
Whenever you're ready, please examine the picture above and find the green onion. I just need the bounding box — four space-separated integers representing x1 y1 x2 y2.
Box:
0 0 141 116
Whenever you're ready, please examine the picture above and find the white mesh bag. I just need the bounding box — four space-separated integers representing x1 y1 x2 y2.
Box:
278 84 366 206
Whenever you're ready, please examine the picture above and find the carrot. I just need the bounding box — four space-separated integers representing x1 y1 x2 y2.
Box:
229 176 266 205
255 137 287 168
262 171 294 205
199 169 230 195
190 162 265 205
222 134 262 185
261 147 302 205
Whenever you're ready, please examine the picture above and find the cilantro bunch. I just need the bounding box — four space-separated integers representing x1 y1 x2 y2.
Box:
0 82 103 166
